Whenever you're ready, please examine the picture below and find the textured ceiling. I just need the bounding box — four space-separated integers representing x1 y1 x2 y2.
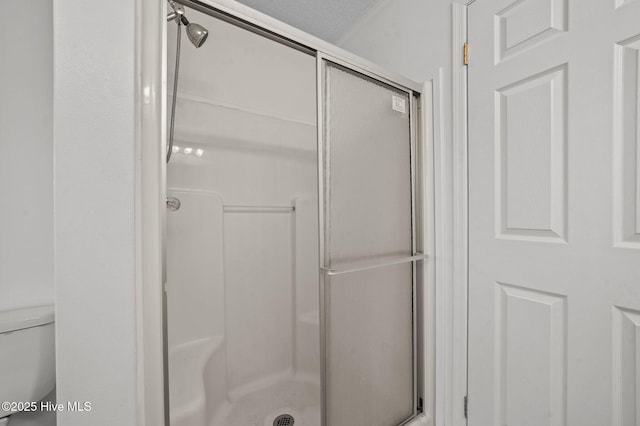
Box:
234 0 384 42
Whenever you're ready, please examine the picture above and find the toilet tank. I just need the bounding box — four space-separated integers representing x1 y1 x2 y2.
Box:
0 305 55 418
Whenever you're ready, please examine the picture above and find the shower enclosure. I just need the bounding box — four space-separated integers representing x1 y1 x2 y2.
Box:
164 2 429 425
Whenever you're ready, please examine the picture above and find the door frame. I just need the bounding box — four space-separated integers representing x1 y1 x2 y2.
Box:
431 2 471 426
136 0 436 425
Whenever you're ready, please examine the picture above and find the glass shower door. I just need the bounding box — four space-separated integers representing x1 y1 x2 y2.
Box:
318 58 421 426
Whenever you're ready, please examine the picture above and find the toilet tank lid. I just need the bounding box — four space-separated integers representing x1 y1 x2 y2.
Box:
0 305 54 333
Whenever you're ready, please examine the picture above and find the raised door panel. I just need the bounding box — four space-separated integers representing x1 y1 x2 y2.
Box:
495 283 567 426
614 35 640 248
495 0 568 62
496 65 567 242
613 307 640 426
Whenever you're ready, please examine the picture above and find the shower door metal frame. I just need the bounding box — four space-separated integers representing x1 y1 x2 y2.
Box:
316 52 425 426
164 2 431 425
174 0 423 93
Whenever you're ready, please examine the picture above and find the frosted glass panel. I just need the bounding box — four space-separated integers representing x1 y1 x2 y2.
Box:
321 60 415 426
325 264 414 425
323 62 412 268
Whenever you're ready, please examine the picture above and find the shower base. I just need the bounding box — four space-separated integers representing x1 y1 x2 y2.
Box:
212 379 320 426
169 336 320 426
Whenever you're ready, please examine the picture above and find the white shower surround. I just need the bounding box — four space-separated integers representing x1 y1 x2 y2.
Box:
156 2 433 425
166 191 321 426
165 12 321 424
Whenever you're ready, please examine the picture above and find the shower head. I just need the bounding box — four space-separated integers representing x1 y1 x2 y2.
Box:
166 1 210 48
181 16 209 48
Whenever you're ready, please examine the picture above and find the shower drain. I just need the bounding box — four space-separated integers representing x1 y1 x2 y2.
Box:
273 414 294 426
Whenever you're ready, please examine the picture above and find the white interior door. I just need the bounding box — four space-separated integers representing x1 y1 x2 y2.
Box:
468 1 640 425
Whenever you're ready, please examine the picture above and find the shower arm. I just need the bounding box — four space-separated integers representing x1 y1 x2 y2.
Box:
167 1 185 22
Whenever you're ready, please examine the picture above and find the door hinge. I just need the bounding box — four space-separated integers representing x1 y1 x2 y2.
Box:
464 396 469 418
463 42 469 66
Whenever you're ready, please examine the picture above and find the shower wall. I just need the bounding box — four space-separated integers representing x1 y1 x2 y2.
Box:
166 9 319 426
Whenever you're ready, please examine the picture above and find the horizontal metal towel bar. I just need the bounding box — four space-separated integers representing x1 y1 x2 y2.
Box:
223 205 295 213
321 253 427 276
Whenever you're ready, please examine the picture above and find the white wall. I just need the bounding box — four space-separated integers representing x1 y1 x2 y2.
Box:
0 0 54 311
338 0 452 82
338 2 467 426
53 0 138 424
